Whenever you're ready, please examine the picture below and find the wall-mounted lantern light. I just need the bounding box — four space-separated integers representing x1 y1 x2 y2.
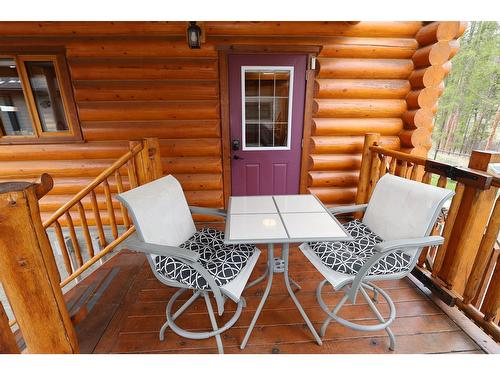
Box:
187 21 202 49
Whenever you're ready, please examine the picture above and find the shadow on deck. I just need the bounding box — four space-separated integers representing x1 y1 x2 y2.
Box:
64 244 488 355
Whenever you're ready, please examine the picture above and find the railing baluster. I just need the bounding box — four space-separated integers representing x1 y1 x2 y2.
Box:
64 211 83 268
103 178 118 240
437 175 448 188
405 162 413 179
432 183 465 276
422 171 432 184
481 259 500 322
462 197 500 306
389 157 397 175
410 163 419 180
53 220 73 275
127 159 139 189
397 160 408 177
367 151 381 200
473 249 499 309
378 155 387 178
115 170 131 228
0 301 19 353
77 201 94 258
90 190 106 248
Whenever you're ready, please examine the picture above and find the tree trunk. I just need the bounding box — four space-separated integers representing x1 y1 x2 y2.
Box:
485 105 500 150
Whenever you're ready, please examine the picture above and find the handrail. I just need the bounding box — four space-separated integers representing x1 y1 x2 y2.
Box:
43 142 143 228
369 145 427 166
370 144 493 189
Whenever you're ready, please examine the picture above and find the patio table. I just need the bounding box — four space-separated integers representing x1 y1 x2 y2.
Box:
224 194 352 349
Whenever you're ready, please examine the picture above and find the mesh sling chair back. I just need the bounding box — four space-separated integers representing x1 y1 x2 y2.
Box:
117 175 261 354
299 174 454 350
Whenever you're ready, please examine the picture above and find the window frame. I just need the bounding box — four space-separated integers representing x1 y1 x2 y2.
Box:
240 65 294 151
0 52 82 144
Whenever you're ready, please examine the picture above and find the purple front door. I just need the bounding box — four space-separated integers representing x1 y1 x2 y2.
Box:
229 54 307 196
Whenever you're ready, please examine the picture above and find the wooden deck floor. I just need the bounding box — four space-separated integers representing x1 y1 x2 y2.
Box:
67 247 485 354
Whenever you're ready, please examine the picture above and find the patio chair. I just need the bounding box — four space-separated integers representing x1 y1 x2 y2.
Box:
117 175 261 354
299 174 454 350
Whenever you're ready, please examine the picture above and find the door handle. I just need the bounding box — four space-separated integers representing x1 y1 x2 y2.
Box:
233 155 245 160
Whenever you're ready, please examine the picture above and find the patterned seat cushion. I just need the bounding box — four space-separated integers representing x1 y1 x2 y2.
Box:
309 220 412 276
155 227 256 290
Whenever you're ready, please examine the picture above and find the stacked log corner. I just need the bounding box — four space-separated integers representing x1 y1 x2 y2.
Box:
401 21 467 157
0 179 79 353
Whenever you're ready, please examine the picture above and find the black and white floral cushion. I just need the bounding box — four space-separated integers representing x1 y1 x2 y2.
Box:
309 220 412 276
155 227 256 290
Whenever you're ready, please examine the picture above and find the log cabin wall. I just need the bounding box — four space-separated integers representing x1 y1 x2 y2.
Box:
402 21 466 156
0 21 464 219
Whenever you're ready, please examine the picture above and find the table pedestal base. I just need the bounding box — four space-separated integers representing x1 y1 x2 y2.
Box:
240 243 323 350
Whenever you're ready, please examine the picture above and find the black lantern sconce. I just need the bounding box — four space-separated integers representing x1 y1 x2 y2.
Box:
187 21 202 49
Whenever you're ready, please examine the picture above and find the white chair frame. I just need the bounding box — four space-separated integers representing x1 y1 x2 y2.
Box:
118 177 260 354
300 175 454 350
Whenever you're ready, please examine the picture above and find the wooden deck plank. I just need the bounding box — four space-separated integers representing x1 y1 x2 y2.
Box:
70 249 485 354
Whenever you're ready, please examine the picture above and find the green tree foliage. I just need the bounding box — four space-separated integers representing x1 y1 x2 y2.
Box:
433 21 500 158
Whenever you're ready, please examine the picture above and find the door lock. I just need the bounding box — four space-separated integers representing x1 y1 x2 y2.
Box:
232 139 241 151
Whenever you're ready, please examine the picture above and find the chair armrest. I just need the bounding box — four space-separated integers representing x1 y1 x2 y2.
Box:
347 235 444 304
123 233 200 262
329 204 368 216
189 206 227 218
374 236 444 253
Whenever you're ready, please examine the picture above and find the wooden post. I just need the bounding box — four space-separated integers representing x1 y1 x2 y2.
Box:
143 138 163 181
129 138 162 186
0 176 79 353
354 133 380 218
436 151 499 295
0 302 19 354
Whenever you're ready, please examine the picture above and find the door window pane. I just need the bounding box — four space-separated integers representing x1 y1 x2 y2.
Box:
0 59 34 136
25 61 69 132
243 68 292 149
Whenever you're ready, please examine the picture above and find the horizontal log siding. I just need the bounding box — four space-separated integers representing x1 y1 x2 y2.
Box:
0 21 422 213
310 30 417 204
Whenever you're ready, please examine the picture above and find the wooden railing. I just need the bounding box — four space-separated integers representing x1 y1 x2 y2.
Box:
0 138 163 353
356 133 500 341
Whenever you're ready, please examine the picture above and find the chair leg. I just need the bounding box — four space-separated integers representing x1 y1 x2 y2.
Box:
316 279 397 351
318 280 349 337
160 290 201 341
204 292 224 354
165 288 244 344
359 285 396 351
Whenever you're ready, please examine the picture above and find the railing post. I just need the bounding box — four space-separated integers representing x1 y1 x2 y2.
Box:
129 138 162 186
0 176 79 353
0 302 19 354
354 133 380 218
142 138 163 181
436 151 499 294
